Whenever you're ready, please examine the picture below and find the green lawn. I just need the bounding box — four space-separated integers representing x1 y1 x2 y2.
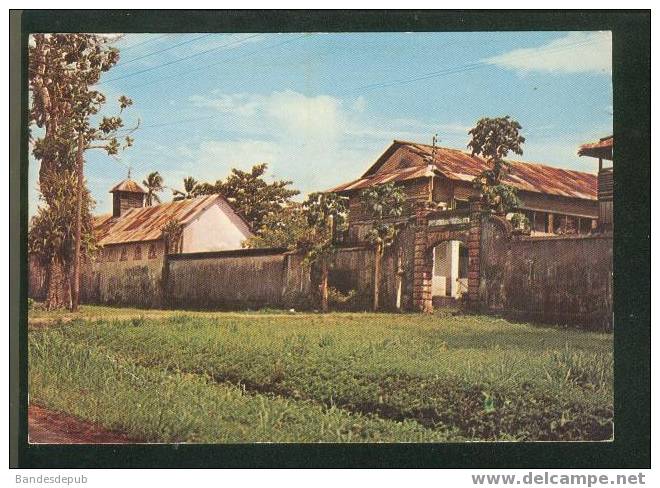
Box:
28 305 613 442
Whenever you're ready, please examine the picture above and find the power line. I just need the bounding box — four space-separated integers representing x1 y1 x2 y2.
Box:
115 33 171 51
121 33 313 92
116 34 214 67
106 36 603 134
100 33 263 85
348 37 601 94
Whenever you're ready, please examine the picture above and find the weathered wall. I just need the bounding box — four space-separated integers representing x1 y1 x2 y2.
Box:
479 217 613 330
80 253 166 308
167 249 287 309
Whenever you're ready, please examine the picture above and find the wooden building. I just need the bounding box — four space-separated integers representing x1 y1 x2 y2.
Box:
578 135 613 232
329 140 599 301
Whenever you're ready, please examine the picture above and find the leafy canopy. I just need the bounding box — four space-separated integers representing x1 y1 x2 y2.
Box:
299 192 348 265
143 171 164 206
243 203 310 250
195 163 300 230
173 176 200 201
468 116 525 212
360 182 406 249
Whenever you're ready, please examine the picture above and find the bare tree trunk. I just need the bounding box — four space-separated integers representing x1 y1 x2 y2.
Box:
320 260 329 313
373 243 382 312
71 133 85 311
395 250 403 311
44 257 68 310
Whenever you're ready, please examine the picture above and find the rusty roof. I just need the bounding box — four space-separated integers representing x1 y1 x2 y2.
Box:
329 140 597 200
578 135 613 160
95 194 224 246
326 164 436 192
109 178 146 194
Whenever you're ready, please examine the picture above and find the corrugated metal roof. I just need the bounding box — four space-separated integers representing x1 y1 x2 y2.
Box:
109 178 146 193
578 135 613 160
329 140 597 200
95 194 221 245
327 165 436 192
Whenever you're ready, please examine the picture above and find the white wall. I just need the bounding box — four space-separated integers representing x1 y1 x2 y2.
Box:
181 199 253 253
432 241 460 298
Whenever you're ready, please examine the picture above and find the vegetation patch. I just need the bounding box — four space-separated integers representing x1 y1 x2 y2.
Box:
29 333 457 443
28 308 613 442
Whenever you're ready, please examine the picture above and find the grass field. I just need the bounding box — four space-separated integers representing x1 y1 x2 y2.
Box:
28 305 613 443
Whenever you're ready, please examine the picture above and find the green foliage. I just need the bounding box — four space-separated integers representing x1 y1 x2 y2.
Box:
29 311 613 441
299 192 348 264
510 212 531 231
28 34 136 308
172 176 199 201
28 169 96 268
243 203 310 250
359 183 406 248
160 219 183 254
468 116 525 213
194 163 300 230
29 330 453 442
143 171 164 206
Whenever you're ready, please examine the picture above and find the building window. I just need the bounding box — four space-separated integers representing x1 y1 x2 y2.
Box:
578 218 592 235
134 245 142 260
453 199 470 211
120 247 128 261
565 216 578 234
148 243 157 259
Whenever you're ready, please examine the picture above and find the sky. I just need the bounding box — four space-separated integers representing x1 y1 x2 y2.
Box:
28 31 613 217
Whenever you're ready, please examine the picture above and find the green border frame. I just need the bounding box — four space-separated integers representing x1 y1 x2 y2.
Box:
10 10 650 468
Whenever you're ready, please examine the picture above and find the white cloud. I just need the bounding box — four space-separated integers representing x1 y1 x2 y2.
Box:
485 32 612 75
184 89 478 195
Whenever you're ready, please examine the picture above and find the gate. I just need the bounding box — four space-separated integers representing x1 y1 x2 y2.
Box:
411 198 482 313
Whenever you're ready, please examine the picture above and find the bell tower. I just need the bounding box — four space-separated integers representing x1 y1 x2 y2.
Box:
109 172 146 218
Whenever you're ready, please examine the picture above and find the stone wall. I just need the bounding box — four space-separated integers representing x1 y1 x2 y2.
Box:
80 254 166 308
479 216 613 330
167 249 287 309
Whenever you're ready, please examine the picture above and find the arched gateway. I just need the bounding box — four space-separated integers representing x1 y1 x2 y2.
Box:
412 197 483 313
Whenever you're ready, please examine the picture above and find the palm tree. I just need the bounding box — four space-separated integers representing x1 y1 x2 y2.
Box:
173 176 199 201
143 171 164 206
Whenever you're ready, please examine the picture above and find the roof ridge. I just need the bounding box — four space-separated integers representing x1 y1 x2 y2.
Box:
393 140 596 178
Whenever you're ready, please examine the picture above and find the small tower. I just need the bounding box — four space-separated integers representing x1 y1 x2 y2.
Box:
109 173 146 218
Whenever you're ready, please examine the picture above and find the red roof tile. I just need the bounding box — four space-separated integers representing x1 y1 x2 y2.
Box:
95 195 222 245
578 135 613 160
329 140 597 200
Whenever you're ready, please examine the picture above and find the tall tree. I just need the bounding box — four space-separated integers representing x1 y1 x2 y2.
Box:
468 116 525 214
28 170 96 310
299 192 348 313
172 176 200 201
195 163 299 230
143 171 164 206
29 33 136 310
360 182 406 311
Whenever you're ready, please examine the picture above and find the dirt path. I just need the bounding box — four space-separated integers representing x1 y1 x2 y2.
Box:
28 404 139 444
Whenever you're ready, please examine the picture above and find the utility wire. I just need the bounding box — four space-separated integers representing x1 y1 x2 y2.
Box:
115 33 171 51
116 34 214 67
348 37 601 94
120 36 603 132
100 33 263 85
121 33 313 92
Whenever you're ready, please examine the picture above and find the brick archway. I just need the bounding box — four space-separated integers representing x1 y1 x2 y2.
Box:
412 198 483 313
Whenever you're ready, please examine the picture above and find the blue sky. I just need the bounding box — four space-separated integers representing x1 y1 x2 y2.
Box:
28 31 612 216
